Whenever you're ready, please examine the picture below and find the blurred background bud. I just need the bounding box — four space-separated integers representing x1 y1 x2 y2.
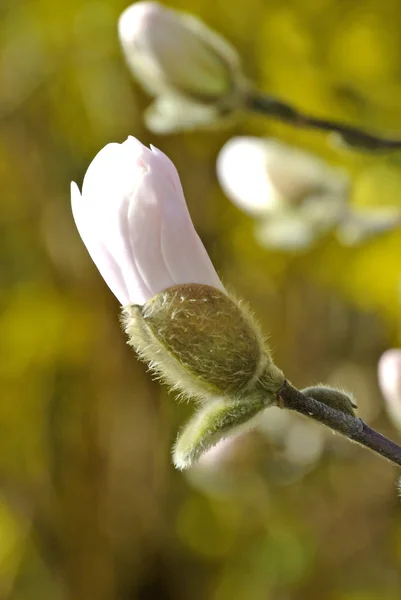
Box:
378 349 401 433
217 136 401 250
217 136 349 249
118 2 248 133
216 136 349 217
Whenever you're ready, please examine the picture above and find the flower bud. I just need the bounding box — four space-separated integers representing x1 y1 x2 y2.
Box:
301 385 357 416
72 135 285 469
217 136 349 218
118 2 247 133
123 283 284 403
378 349 401 433
71 136 223 305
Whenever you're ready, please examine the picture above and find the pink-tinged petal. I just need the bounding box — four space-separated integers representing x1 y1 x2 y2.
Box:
71 135 223 305
95 191 154 306
149 144 184 197
82 139 148 208
161 216 224 291
148 144 224 289
71 182 131 305
125 171 176 297
122 140 224 297
144 161 225 291
77 138 156 305
115 192 157 302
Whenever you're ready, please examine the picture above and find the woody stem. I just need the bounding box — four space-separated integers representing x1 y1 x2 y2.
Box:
279 380 401 467
247 91 401 151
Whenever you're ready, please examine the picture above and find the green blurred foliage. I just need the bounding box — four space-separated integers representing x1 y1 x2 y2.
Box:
1 0 401 598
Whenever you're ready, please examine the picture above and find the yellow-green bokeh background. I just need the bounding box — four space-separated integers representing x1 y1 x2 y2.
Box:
1 0 401 598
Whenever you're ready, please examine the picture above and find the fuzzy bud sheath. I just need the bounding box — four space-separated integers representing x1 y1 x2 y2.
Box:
122 283 284 469
301 385 357 417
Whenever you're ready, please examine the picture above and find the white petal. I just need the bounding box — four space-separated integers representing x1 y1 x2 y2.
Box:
80 138 156 304
82 139 148 204
217 137 282 215
71 136 224 305
217 137 349 216
126 161 224 295
126 173 175 297
147 151 224 290
71 182 131 305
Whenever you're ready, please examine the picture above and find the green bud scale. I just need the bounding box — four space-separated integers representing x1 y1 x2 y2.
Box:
122 284 284 403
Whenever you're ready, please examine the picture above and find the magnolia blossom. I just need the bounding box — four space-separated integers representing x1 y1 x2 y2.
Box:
217 136 348 217
217 136 401 250
71 136 224 306
378 349 401 433
118 2 246 133
216 136 349 250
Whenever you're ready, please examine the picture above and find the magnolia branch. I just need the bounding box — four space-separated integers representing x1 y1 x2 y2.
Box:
247 92 401 151
279 380 401 468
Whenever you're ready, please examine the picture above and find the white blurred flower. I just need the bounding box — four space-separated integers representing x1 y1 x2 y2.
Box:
118 2 247 133
378 349 401 433
217 136 348 217
71 136 224 305
217 136 401 250
217 136 349 250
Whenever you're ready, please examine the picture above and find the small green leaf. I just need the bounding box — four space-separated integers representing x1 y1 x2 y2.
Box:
173 395 266 470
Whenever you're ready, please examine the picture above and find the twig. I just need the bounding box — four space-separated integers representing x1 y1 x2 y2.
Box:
279 380 401 467
247 92 401 152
